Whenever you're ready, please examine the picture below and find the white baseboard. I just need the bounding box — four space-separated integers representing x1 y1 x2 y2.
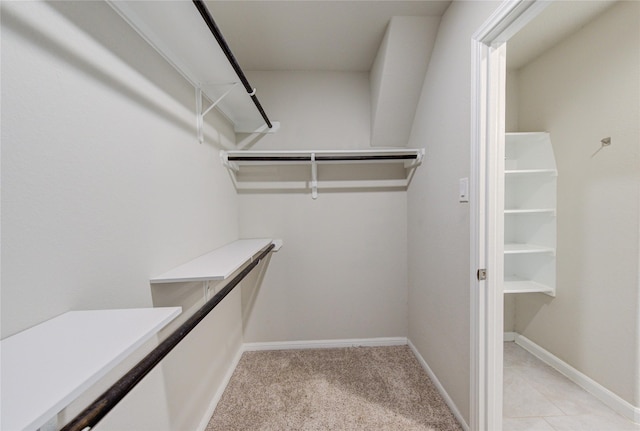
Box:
407 339 469 431
242 336 408 351
514 334 640 424
503 331 517 342
195 345 244 431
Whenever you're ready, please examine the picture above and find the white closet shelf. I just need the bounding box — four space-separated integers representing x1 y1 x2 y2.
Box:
220 149 425 199
504 243 556 255
1 307 181 431
150 238 281 284
504 208 556 215
221 148 425 168
106 1 277 135
504 276 555 296
505 168 557 176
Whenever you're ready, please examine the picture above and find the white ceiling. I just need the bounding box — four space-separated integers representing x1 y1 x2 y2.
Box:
507 1 617 70
205 1 616 73
205 0 451 72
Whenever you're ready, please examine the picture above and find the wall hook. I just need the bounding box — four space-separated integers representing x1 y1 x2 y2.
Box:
592 136 612 158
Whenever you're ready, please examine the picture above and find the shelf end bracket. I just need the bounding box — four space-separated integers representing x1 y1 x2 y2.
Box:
196 83 239 144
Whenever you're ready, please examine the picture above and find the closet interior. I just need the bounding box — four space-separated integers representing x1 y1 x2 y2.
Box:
502 1 639 429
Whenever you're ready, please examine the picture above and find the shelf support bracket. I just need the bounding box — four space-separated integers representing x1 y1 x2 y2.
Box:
219 151 239 172
310 152 318 200
196 83 239 144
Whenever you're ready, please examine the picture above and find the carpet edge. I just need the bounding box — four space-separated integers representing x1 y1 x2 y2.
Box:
408 339 470 431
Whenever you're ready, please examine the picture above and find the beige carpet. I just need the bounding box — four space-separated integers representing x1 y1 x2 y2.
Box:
206 345 463 431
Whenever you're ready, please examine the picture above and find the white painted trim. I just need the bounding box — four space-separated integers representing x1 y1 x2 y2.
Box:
470 1 552 430
195 345 244 431
243 337 408 352
503 332 517 342
408 340 469 431
514 334 640 425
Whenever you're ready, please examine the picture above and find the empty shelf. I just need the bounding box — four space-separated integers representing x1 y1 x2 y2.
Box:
221 149 425 167
1 307 181 431
504 276 555 296
504 243 555 255
505 169 557 176
150 239 277 284
504 208 556 215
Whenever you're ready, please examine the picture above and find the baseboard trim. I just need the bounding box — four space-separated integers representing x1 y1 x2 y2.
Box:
242 336 408 351
408 339 469 431
514 334 640 424
503 331 517 342
195 345 244 431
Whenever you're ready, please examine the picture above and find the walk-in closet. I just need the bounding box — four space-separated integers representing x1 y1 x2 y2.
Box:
1 1 638 431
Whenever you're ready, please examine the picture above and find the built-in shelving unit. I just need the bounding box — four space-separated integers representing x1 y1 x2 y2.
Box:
151 239 280 284
1 308 181 431
107 1 278 136
504 132 557 296
221 149 425 199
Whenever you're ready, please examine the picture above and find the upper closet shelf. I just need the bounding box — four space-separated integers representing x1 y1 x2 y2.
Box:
222 149 425 169
151 239 281 284
221 149 425 199
1 307 181 431
107 1 278 137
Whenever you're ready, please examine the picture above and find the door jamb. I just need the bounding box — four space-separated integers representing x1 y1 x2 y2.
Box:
470 2 551 430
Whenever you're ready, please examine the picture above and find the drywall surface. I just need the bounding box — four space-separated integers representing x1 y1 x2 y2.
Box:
238 71 409 342
370 16 440 147
2 1 241 429
407 0 501 424
514 1 640 406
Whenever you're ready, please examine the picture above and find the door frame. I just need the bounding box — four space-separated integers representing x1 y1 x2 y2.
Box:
469 1 551 430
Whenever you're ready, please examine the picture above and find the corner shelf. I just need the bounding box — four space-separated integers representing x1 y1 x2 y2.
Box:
505 208 555 215
1 307 181 431
503 132 557 296
504 276 555 296
505 169 557 176
150 238 280 284
504 243 555 255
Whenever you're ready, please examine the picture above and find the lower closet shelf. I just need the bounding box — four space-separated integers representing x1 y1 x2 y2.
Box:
504 243 555 255
1 307 181 431
150 238 279 284
504 276 555 296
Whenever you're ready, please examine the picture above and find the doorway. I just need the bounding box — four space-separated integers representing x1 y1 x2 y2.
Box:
472 1 640 430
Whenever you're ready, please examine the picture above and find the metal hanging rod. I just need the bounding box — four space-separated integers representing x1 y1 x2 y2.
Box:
192 0 273 130
227 154 419 162
60 243 276 431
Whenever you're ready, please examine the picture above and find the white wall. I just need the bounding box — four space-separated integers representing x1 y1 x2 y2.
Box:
369 16 440 148
407 0 501 425
1 2 243 429
238 71 409 342
513 1 640 407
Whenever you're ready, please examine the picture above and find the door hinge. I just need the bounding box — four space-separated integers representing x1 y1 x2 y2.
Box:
477 268 487 281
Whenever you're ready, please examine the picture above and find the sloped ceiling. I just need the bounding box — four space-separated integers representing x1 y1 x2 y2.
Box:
205 0 450 72
507 0 617 70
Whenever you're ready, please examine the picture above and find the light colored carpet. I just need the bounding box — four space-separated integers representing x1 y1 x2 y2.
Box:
206 345 463 431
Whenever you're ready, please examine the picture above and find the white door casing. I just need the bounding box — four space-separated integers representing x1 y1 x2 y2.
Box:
469 1 551 430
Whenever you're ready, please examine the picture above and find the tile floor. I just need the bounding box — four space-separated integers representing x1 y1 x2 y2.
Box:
503 342 640 431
